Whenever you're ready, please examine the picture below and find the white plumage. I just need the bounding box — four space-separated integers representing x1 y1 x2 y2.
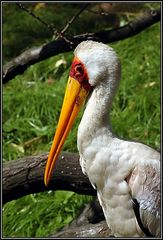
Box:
75 41 160 237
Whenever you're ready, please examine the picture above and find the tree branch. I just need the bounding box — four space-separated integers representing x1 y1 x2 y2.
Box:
2 151 96 205
3 8 160 84
17 3 89 43
51 220 112 238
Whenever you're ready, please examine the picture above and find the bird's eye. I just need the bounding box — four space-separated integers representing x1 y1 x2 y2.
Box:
70 59 89 87
75 64 84 76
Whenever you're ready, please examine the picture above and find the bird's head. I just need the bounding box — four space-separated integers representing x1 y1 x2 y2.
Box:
44 40 121 186
74 40 121 87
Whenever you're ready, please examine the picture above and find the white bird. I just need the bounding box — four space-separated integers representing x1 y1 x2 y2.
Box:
44 41 160 237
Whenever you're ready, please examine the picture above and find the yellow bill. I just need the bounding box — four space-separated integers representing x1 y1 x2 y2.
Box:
44 75 89 186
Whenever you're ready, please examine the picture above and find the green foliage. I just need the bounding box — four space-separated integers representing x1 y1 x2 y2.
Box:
2 2 160 238
110 24 160 148
3 192 92 237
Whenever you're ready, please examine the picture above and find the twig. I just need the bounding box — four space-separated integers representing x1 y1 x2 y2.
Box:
16 3 57 35
16 3 72 44
56 3 90 40
16 3 89 46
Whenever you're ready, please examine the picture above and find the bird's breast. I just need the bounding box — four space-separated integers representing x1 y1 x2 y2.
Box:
77 132 134 189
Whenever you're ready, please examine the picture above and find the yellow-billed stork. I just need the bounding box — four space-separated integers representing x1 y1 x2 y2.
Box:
44 41 160 237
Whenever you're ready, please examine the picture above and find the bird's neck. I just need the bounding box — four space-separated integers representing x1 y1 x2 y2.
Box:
78 76 118 148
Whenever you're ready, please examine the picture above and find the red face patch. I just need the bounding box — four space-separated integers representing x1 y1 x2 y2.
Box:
69 57 92 92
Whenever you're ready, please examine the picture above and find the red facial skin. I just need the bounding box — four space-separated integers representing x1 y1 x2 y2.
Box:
69 57 92 92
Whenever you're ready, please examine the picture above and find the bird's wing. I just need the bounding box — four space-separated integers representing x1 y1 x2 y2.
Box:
127 162 160 237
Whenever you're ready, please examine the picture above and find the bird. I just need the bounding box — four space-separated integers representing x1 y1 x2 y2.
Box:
44 40 160 237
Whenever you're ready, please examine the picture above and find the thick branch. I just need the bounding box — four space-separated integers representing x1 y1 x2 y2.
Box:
51 220 111 238
2 152 96 205
3 8 160 84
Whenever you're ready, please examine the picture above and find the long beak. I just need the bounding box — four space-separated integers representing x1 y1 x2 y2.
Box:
44 76 89 186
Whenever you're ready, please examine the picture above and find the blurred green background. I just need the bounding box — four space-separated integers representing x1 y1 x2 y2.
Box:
2 2 160 237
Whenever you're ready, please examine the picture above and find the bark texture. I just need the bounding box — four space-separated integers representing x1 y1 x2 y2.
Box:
3 151 96 205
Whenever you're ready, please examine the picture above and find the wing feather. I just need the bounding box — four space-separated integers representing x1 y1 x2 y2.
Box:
127 163 160 237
